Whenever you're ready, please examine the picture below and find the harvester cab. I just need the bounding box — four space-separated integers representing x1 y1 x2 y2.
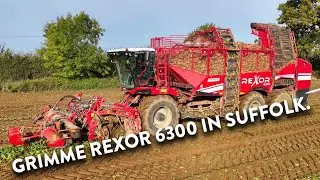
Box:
107 48 156 89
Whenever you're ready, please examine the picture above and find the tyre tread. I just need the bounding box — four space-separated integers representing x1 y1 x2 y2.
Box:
138 95 180 135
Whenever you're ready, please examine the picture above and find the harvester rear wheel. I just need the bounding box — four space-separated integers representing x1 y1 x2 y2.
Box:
239 91 265 113
138 95 180 136
267 90 293 120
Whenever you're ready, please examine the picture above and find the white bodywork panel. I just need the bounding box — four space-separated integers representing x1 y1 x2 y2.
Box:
107 48 155 53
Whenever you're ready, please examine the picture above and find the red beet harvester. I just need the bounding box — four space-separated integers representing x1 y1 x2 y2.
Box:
8 23 312 147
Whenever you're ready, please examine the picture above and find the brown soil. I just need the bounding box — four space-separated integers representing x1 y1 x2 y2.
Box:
1 81 320 179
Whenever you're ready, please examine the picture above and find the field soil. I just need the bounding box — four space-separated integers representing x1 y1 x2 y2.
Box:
1 82 320 179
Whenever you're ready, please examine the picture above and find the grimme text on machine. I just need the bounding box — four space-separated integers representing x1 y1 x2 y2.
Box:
12 97 310 173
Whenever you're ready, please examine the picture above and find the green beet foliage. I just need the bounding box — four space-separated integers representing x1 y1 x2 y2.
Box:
0 140 52 163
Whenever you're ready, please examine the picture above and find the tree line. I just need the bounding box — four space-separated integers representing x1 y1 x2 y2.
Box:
278 0 320 70
0 12 114 82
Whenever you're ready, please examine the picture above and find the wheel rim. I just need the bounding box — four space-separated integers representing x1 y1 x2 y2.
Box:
153 107 173 128
249 100 261 109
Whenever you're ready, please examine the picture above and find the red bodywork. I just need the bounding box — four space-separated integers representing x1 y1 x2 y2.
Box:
143 24 312 98
8 94 141 147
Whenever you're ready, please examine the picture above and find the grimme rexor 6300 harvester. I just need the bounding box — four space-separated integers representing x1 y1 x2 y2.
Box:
8 23 312 147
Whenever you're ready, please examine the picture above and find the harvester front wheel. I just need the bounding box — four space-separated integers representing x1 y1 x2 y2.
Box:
139 95 180 136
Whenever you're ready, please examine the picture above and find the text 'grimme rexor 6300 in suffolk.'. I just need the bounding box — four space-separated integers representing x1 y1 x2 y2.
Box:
12 97 310 173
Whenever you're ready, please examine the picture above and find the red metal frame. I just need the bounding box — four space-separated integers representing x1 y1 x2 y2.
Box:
142 24 311 98
150 35 187 49
8 94 143 148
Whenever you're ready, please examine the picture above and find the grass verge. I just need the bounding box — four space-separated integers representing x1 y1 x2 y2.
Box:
0 77 119 93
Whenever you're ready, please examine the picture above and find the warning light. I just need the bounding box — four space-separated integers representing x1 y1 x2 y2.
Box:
160 89 167 93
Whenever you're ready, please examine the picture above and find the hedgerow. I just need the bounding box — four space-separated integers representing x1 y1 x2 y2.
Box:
0 49 49 82
0 77 119 93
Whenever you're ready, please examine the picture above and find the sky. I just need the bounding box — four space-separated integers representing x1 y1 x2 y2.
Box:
0 0 286 52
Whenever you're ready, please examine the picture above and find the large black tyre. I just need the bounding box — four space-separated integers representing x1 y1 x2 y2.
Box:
267 91 293 120
239 91 266 112
138 95 180 136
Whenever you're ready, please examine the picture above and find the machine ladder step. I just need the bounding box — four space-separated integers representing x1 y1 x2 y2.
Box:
157 62 168 87
269 26 296 72
217 29 238 49
222 50 240 115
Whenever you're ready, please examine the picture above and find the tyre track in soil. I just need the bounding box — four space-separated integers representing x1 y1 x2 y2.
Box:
1 95 320 179
0 139 8 147
187 146 320 180
29 146 123 179
1 152 119 180
13 113 320 180
84 126 320 179
2 108 320 179
0 117 33 123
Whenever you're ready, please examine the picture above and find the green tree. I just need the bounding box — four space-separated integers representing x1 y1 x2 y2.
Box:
39 11 111 79
278 0 320 69
0 44 5 55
